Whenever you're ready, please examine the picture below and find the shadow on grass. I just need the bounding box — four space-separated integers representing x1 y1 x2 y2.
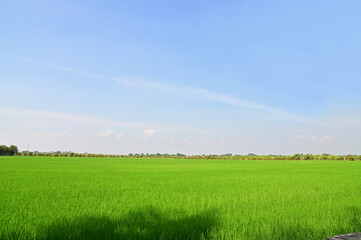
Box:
3 206 360 240
37 207 218 240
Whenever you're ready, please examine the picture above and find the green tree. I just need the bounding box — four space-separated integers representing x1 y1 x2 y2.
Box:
321 153 330 160
0 145 6 155
9 145 18 155
292 154 302 160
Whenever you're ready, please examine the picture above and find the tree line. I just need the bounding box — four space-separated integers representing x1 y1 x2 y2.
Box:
6 148 361 161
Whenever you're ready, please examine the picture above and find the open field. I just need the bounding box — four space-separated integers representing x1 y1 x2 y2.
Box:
0 156 360 239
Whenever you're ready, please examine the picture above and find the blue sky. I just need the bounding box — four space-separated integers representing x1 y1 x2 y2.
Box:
1 0 361 154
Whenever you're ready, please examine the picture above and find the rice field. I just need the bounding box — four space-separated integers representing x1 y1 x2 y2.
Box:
0 156 360 239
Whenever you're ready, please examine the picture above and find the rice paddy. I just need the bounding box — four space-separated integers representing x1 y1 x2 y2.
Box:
0 156 360 239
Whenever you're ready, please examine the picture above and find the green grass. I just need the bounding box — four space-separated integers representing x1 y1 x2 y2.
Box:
0 156 360 239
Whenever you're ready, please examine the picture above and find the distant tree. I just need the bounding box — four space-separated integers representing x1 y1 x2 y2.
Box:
0 145 6 155
273 155 282 160
247 153 257 156
0 145 19 155
346 155 355 161
321 153 330 160
335 155 344 161
9 145 18 155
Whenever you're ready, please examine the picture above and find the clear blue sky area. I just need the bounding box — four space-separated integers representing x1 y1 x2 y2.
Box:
1 0 361 154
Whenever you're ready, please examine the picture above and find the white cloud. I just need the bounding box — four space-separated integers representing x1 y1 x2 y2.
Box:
98 130 114 137
143 129 156 137
115 133 123 140
21 58 316 123
309 135 336 144
219 137 225 144
294 134 336 144
297 134 305 139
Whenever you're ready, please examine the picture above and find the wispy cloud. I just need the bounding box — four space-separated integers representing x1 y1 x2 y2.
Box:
296 134 305 140
98 129 114 137
115 132 123 140
0 107 162 129
48 130 71 137
143 129 156 137
294 133 337 144
309 135 336 144
20 57 107 80
31 130 72 137
20 58 317 123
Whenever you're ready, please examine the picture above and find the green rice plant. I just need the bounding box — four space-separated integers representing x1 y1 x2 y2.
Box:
0 156 360 239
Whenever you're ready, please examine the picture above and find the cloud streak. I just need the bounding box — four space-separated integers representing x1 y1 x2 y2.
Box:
0 107 163 130
21 58 316 123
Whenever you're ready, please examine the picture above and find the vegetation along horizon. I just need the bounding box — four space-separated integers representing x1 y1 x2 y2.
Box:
1 156 360 239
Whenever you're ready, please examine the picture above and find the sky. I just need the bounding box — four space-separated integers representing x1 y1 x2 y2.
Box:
1 0 361 155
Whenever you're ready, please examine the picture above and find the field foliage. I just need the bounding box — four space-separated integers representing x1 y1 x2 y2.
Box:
0 156 360 239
